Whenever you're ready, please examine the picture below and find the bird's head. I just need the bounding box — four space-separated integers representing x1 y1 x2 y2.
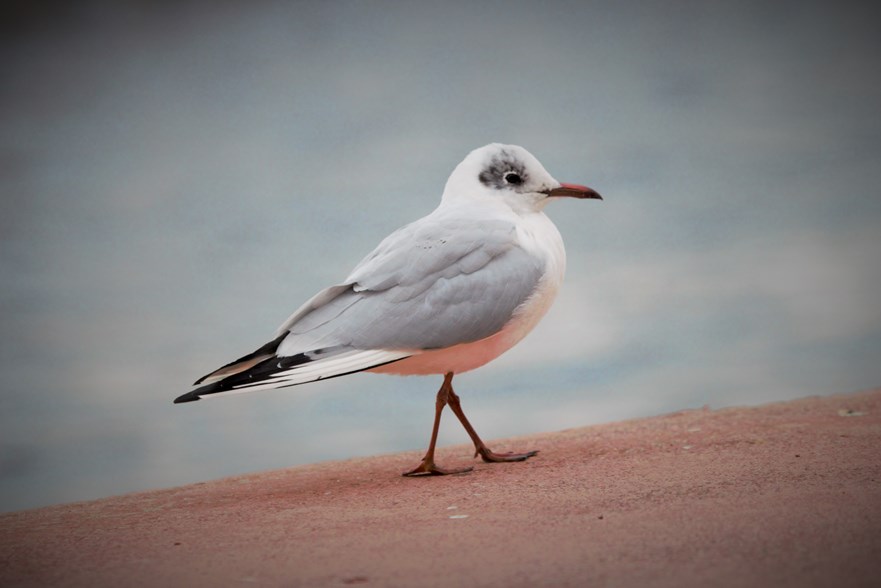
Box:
441 143 601 214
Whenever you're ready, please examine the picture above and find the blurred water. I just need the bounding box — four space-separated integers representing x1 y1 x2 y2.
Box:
2 1 880 512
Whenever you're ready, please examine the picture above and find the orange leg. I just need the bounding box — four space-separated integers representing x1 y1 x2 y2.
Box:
403 373 473 476
403 372 538 477
445 382 539 463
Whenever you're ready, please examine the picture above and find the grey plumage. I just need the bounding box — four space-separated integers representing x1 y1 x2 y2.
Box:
278 214 544 354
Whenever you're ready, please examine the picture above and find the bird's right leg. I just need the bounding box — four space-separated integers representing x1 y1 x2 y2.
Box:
444 377 539 464
403 373 474 476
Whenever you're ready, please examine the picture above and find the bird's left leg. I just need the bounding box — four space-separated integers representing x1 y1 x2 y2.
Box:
403 373 474 476
444 376 539 464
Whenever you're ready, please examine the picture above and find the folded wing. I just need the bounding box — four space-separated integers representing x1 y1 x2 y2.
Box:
175 213 543 403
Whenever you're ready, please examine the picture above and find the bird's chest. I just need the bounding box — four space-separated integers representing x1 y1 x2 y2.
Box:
505 213 567 335
515 213 566 289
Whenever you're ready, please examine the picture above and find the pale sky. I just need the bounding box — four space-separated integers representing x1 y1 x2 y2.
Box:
2 0 880 511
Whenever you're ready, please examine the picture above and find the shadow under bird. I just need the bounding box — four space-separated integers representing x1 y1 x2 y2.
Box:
175 143 602 476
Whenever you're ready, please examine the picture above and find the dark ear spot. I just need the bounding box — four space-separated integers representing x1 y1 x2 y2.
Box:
478 168 498 188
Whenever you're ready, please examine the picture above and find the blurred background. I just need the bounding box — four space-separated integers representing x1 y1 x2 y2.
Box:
2 0 879 512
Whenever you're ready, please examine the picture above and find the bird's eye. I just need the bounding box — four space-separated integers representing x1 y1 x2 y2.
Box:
504 172 522 185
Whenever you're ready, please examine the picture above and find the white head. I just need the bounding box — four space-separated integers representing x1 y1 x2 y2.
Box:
441 143 601 214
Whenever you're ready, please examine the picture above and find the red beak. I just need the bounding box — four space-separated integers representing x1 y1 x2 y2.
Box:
547 182 602 200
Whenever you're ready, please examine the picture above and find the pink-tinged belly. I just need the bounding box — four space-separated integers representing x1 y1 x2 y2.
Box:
369 268 562 376
368 326 519 375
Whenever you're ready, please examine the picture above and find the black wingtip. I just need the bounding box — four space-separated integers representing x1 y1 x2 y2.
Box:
173 391 201 404
192 332 289 386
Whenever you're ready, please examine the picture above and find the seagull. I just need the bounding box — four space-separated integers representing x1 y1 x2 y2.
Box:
175 143 602 476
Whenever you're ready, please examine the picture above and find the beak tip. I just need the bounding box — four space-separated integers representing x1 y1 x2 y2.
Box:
549 183 603 200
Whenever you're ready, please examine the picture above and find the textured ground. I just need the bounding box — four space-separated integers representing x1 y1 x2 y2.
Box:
2 388 880 587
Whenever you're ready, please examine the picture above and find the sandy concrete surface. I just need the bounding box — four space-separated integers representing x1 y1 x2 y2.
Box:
1 389 880 587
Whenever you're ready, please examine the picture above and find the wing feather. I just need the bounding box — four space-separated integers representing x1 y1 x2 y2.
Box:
177 209 545 403
277 213 544 355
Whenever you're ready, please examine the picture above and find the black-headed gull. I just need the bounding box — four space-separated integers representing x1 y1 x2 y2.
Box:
175 143 602 476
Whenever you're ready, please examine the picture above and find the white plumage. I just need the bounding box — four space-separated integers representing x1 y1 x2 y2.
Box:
176 143 601 476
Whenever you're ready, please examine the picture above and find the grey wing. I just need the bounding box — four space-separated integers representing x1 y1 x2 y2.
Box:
177 215 544 402
276 216 544 356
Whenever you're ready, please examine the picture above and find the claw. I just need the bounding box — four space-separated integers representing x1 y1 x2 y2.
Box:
478 449 539 464
403 460 473 477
